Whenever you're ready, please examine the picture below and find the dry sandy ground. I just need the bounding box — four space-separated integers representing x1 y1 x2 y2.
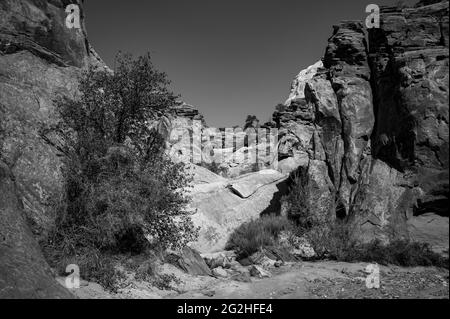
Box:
58 261 449 299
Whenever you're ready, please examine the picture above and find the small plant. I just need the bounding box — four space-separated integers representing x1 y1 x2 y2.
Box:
226 215 293 259
152 274 181 290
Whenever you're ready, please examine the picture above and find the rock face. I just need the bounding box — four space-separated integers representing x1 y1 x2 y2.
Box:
278 1 449 250
0 162 74 299
351 0 449 244
0 0 107 237
0 0 105 298
165 105 279 178
369 1 449 216
285 60 323 106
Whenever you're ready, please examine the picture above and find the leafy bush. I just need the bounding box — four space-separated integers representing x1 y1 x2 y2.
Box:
41 53 198 288
226 215 293 259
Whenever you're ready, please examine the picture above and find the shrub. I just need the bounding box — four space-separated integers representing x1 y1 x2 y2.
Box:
226 215 293 259
348 240 449 268
200 161 224 175
281 169 448 268
152 274 181 291
303 221 449 268
244 115 259 130
41 53 198 289
282 168 322 230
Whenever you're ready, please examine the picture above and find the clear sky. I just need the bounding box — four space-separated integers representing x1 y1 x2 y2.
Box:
84 0 416 128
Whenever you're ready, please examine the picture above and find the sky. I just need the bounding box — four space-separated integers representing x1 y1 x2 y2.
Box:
84 0 415 128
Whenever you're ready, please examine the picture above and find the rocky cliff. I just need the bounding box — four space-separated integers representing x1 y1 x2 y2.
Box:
277 0 449 250
0 0 107 237
0 0 105 298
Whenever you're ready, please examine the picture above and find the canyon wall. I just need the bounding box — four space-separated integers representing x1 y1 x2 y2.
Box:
0 0 107 237
278 0 449 249
0 0 104 298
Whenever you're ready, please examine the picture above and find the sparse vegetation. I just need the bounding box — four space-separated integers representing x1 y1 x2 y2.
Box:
152 274 182 291
244 115 260 130
283 169 315 228
226 215 293 259
41 53 198 289
339 239 449 268
200 161 225 175
227 169 449 269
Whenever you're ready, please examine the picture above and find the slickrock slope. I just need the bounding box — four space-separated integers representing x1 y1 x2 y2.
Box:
277 0 449 249
188 165 287 253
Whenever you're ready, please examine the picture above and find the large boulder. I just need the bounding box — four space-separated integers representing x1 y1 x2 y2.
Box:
228 170 285 199
167 246 212 276
0 162 74 299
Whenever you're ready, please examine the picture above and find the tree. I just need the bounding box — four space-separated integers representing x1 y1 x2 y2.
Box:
244 115 260 130
41 53 198 288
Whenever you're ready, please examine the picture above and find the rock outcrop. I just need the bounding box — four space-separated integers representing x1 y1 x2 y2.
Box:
277 0 449 249
189 166 287 253
0 162 74 298
165 104 279 178
285 60 324 106
0 0 107 237
0 0 105 298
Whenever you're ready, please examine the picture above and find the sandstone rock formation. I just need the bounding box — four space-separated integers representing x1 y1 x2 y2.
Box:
189 166 287 253
165 104 279 178
0 0 107 238
277 0 449 249
285 60 324 106
0 162 74 298
0 0 104 298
